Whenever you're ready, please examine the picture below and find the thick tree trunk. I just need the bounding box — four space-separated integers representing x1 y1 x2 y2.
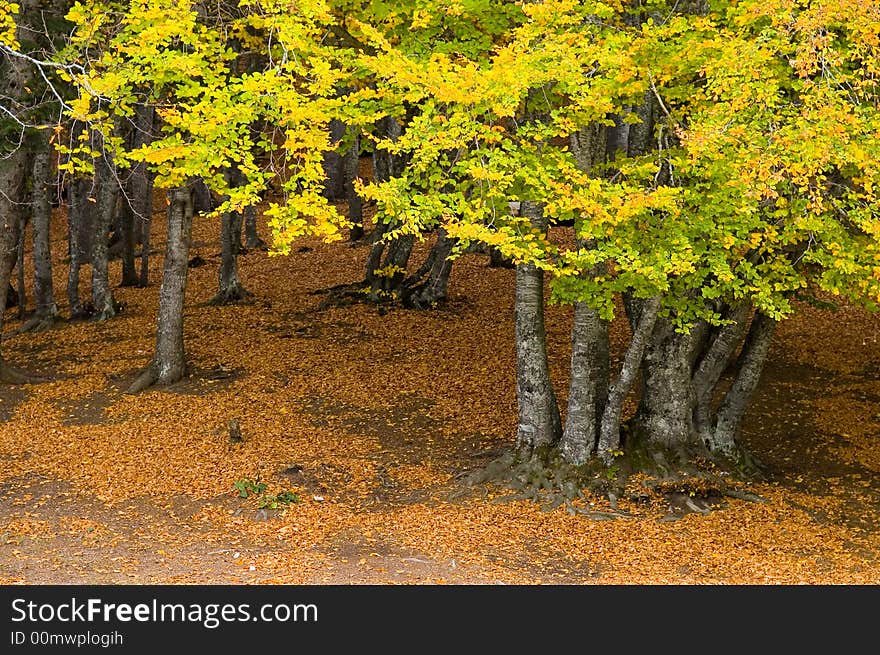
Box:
127 187 194 393
597 295 661 461
368 232 414 301
91 144 119 321
515 201 562 453
636 319 697 448
29 142 58 325
560 300 609 465
709 313 775 455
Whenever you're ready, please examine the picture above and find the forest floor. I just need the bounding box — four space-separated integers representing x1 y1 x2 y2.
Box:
0 197 878 585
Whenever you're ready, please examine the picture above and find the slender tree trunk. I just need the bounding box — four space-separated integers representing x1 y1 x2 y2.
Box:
191 178 214 214
118 194 138 286
322 119 348 200
343 128 364 241
15 207 26 320
597 295 661 461
29 142 58 325
212 172 250 305
403 228 455 309
0 150 34 383
561 126 609 465
91 143 119 320
560 300 609 465
243 204 265 250
127 187 194 393
515 201 562 453
66 177 88 317
709 313 775 455
692 303 751 441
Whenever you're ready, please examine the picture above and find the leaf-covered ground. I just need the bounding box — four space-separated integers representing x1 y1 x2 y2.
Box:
0 197 878 584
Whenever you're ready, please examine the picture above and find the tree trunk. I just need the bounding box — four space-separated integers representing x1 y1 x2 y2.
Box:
191 178 214 214
118 189 138 286
0 149 34 383
561 126 609 464
15 206 26 320
597 295 661 461
635 318 697 448
212 198 250 304
692 303 751 442
66 176 89 318
402 228 455 309
29 141 58 325
515 201 562 453
343 128 364 241
243 204 265 250
322 119 348 200
709 312 776 455
127 187 194 393
560 300 609 465
91 142 119 320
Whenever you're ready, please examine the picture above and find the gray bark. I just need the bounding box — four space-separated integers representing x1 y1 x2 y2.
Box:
322 119 348 200
636 319 697 448
30 141 58 320
212 171 250 305
126 187 194 393
16 207 26 319
344 128 363 241
561 125 609 464
91 142 119 320
710 313 775 455
515 200 562 452
218 207 247 300
0 150 31 382
243 205 265 250
403 228 455 309
561 300 609 465
66 177 89 317
597 295 661 460
692 303 751 440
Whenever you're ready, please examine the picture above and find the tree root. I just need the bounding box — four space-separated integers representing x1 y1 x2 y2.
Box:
92 300 123 322
209 284 253 306
125 362 158 394
0 362 49 385
15 312 60 335
458 440 767 520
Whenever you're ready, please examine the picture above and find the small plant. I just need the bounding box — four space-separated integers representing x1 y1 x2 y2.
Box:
234 478 300 509
233 478 267 499
257 490 301 509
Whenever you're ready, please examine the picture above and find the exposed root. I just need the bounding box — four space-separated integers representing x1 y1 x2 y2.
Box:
209 285 253 306
125 362 158 394
15 312 60 334
456 438 767 520
0 362 49 385
92 300 123 322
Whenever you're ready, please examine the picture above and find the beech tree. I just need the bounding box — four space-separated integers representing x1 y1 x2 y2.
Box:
2 1 877 487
